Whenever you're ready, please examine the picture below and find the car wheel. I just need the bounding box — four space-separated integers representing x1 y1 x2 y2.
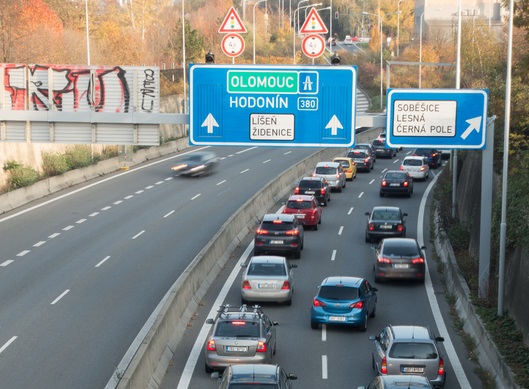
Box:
407 191 412 198
318 216 322 225
370 301 377 318
365 233 371 243
311 320 319 329
205 363 214 374
286 297 292 306
343 180 346 188
379 191 384 197
337 186 342 193
254 248 262 256
372 354 377 370
294 248 301 259
313 223 318 231
359 314 368 332
374 275 381 283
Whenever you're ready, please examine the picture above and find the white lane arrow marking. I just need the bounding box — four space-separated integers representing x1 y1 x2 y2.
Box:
460 116 482 140
325 115 343 136
201 113 219 134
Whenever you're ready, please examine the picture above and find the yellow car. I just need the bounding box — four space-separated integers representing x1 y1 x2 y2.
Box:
333 157 357 181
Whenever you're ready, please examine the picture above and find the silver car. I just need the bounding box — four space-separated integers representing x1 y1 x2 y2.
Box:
400 156 430 181
370 325 446 388
312 161 346 192
241 256 297 305
204 305 278 373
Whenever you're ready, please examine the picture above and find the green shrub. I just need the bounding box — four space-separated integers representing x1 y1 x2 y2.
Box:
41 151 69 177
3 161 39 190
64 145 92 169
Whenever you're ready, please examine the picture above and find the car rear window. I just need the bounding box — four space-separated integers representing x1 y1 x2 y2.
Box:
299 180 321 189
348 151 367 158
215 321 260 337
336 160 349 168
372 140 384 147
228 384 277 388
404 159 422 166
286 200 311 209
318 285 359 300
372 211 399 220
248 263 286 276
315 166 336 175
389 342 437 359
382 242 420 257
261 221 294 231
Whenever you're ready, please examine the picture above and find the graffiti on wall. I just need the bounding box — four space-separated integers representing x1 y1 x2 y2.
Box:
1 64 159 113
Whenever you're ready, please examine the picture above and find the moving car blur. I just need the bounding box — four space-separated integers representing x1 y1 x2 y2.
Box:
171 151 218 177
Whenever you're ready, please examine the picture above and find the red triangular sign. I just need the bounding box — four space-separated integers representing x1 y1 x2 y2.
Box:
219 7 247 33
299 8 328 34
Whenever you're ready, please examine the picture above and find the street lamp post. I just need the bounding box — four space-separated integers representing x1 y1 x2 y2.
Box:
363 11 383 109
253 0 268 64
397 0 403 57
85 0 91 65
419 12 424 88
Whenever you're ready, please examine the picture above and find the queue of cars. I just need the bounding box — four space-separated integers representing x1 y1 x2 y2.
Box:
209 143 445 388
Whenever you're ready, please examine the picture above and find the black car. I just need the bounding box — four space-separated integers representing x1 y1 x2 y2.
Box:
373 238 426 283
213 364 297 388
412 148 442 169
365 206 407 242
170 151 218 177
347 149 374 172
371 138 397 159
254 214 304 258
379 170 413 197
353 143 377 162
294 176 330 206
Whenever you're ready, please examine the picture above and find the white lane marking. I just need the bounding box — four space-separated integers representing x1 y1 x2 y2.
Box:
51 290 70 305
369 179 375 184
322 325 327 341
89 212 99 217
164 177 173 181
17 250 30 257
164 210 175 218
175 243 254 389
263 159 271 164
240 169 250 174
382 168 388 173
76 219 87 224
101 206 112 211
145 185 154 190
155 181 164 185
63 225 74 231
216 180 226 186
95 256 111 267
284 151 292 155
348 207 354 215
331 250 337 261
1 260 14 267
338 226 344 235
132 230 145 240
322 355 328 379
124 195 134 199
0 336 17 354
228 154 235 157
236 147 257 154
135 190 144 194
33 241 46 247
358 192 364 198
49 233 60 239
191 194 201 200
114 200 123 205
418 172 471 388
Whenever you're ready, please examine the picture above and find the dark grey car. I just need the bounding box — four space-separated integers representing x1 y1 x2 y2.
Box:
373 238 426 283
171 151 218 177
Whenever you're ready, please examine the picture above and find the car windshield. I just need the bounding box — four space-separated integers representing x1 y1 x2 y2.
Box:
372 211 400 220
318 285 359 300
389 342 437 359
287 200 311 209
261 221 294 231
300 181 321 189
215 321 260 337
248 263 286 276
315 166 336 175
186 154 204 162
404 159 422 166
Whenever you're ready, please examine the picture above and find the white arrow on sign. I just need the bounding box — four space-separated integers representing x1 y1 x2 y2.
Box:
460 116 482 140
325 115 343 136
201 113 219 134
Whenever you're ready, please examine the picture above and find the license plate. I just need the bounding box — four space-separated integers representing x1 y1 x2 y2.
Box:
380 225 392 229
402 366 424 373
305 191 315 194
390 183 400 186
329 316 346 322
295 214 305 219
270 240 284 244
257 283 274 289
394 263 409 269
226 346 248 352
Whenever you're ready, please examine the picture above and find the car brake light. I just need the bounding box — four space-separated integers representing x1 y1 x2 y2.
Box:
400 165 404 171
403 181 409 187
350 301 364 309
207 339 216 351
378 257 392 264
368 223 374 231
438 357 445 375
242 280 251 290
257 341 267 353
321 187 326 194
313 299 326 307
381 180 388 187
294 187 300 194
412 257 425 264
336 174 340 179
420 166 426 172
381 356 387 374
285 229 299 235
272 220 283 224
397 224 403 232
231 321 246 325
281 281 291 290
256 228 268 235
312 172 316 177
364 158 369 163
296 198 304 202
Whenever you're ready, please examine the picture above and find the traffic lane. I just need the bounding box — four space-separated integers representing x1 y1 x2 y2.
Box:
164 154 466 388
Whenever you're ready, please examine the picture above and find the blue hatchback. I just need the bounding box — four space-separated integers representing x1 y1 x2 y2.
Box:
310 276 377 331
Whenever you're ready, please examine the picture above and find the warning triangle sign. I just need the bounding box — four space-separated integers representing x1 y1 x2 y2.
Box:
299 8 328 34
218 7 247 33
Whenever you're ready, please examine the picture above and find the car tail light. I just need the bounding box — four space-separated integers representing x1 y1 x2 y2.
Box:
403 181 409 187
377 257 392 264
438 357 445 376
313 299 326 307
349 301 364 309
256 228 268 235
294 187 300 194
257 341 267 353
381 356 387 374
364 158 370 163
321 187 326 195
397 224 403 232
368 223 374 231
312 172 316 177
281 281 291 290
412 257 425 264
381 180 388 187
207 339 216 351
336 173 340 179
420 166 426 172
285 229 299 235
242 280 252 290
400 165 404 171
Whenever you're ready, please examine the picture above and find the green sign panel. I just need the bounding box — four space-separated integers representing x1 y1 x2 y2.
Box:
227 70 299 94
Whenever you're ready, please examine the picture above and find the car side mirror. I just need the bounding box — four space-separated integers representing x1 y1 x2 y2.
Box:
436 336 445 342
421 245 426 250
272 321 279 326
368 335 379 341
372 287 378 292
403 213 408 217
241 262 248 268
211 371 220 379
206 318 214 324
288 374 298 380
290 263 298 268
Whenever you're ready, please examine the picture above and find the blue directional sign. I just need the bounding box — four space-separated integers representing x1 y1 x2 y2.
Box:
189 64 357 147
386 89 488 149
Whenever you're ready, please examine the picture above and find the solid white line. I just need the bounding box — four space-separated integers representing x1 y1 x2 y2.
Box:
358 192 364 198
95 256 111 268
76 219 87 224
164 210 175 218
331 250 337 261
49 233 60 239
338 226 344 235
63 225 74 231
348 207 354 215
418 171 471 388
322 325 327 341
51 290 70 305
1 260 14 267
0 336 17 354
216 180 226 185
132 231 145 240
176 243 254 389
33 241 46 247
191 194 201 200
17 250 30 257
240 169 250 174
322 355 328 379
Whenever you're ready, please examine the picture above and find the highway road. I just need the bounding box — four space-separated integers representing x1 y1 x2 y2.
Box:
160 151 484 388
0 146 320 389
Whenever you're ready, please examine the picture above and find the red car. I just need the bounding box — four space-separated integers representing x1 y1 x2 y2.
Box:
282 195 322 230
